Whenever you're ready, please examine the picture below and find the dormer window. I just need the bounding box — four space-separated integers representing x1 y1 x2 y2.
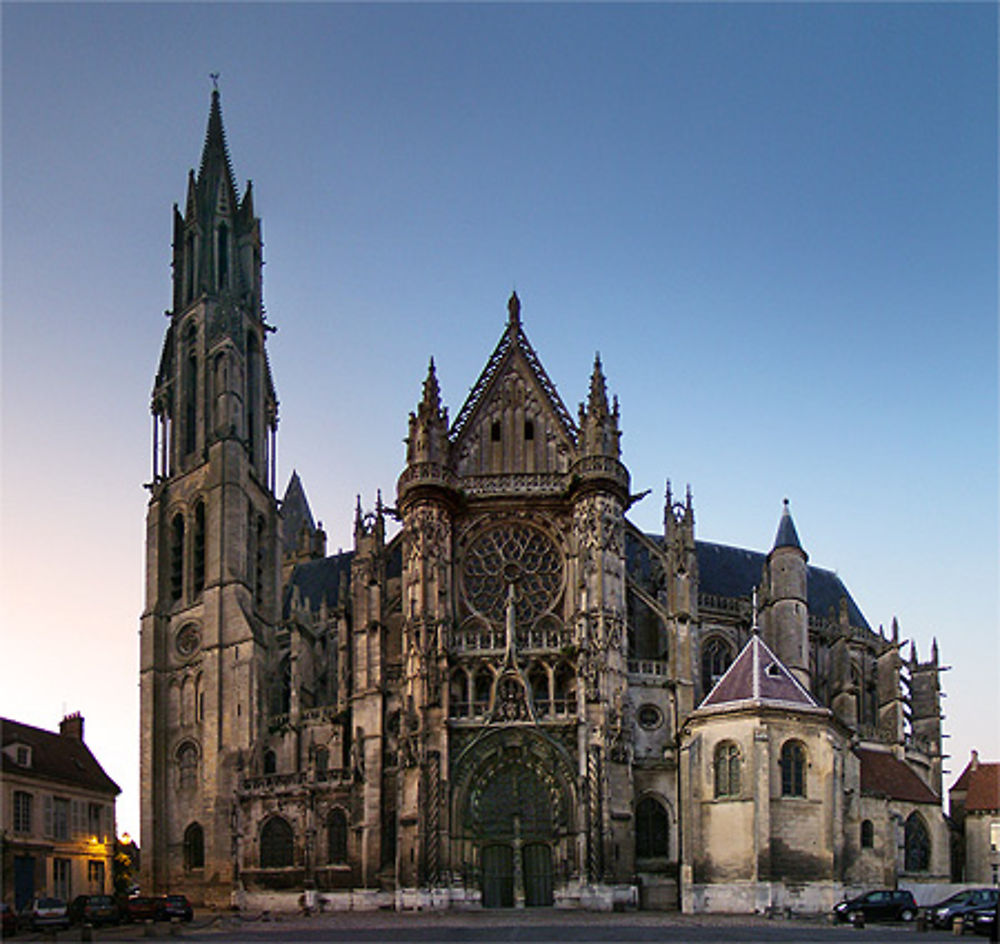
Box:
15 744 31 767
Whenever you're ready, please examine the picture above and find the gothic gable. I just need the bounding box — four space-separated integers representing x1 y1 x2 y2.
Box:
450 295 577 480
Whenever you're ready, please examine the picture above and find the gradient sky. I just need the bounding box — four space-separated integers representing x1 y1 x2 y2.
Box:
2 3 997 841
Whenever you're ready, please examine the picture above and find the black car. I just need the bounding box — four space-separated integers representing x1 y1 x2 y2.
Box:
68 894 120 926
833 889 919 923
925 888 998 930
969 900 999 937
158 894 193 922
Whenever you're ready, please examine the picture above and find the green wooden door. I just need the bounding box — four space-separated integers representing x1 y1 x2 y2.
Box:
481 844 514 908
522 842 553 907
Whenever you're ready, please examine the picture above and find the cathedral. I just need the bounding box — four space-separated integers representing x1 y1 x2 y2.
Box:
139 92 950 913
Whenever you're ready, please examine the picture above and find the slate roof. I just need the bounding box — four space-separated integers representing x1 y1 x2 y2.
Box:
952 758 1000 811
283 552 352 618
857 746 939 803
1 718 121 795
693 539 870 630
282 535 402 620
280 470 316 555
700 633 819 710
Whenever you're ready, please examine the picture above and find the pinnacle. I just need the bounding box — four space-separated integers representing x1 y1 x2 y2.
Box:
587 351 609 415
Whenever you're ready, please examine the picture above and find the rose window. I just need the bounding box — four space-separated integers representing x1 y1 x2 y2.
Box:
462 524 563 625
175 623 201 657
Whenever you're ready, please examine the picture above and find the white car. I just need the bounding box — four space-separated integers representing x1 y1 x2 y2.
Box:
21 897 70 931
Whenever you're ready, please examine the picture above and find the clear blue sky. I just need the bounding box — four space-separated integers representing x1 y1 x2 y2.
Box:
2 2 996 840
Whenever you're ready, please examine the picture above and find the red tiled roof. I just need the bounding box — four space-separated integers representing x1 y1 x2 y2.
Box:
965 763 1000 812
857 747 938 803
1 718 120 796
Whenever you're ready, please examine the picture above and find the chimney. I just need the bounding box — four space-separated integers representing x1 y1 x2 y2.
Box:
60 712 84 741
971 748 979 771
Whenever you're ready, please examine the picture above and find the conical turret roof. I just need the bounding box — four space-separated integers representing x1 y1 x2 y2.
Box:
771 498 803 552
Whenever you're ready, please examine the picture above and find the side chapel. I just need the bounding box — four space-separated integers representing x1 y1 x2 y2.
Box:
139 91 950 913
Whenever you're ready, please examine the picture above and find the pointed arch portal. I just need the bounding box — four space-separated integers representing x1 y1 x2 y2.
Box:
453 729 575 908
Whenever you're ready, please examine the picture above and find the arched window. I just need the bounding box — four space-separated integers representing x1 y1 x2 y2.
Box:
263 749 277 775
247 332 260 462
714 741 741 798
270 657 291 718
780 740 806 797
701 637 734 694
449 669 469 718
177 742 198 789
904 812 931 872
553 663 576 714
254 515 267 606
194 673 204 723
170 513 185 602
327 809 348 864
635 796 669 859
861 819 874 849
529 664 549 715
474 668 493 715
182 322 197 457
183 822 204 870
193 502 206 595
184 231 196 302
260 816 294 869
217 223 229 289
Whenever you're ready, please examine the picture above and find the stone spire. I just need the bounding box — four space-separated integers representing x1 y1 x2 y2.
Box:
197 87 238 198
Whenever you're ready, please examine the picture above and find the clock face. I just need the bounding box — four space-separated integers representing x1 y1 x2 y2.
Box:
462 524 563 625
175 623 201 657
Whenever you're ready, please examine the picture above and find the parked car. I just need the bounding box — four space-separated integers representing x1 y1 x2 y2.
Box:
69 894 120 926
925 888 998 930
123 895 161 922
159 894 193 921
833 889 918 923
18 897 70 931
1 902 17 937
969 900 998 937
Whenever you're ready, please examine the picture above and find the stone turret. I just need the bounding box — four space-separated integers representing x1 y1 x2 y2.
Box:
762 499 811 691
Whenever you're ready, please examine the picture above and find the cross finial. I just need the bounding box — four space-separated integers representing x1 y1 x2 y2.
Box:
210 72 220 91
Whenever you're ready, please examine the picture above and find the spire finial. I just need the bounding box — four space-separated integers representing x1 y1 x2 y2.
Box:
507 290 521 325
751 587 760 634
210 72 220 91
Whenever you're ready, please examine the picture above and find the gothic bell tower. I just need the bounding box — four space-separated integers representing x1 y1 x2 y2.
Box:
140 88 280 904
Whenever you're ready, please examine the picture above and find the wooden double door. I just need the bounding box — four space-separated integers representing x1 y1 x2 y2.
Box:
481 842 553 908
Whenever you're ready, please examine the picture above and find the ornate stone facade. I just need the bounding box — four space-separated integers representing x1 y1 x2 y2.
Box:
140 93 949 912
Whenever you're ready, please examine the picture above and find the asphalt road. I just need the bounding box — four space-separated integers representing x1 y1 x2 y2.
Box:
24 912 974 944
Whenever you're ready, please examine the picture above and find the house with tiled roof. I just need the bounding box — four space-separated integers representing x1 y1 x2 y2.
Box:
950 751 1000 884
1 714 120 909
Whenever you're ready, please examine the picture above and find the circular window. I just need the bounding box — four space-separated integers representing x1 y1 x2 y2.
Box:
175 624 201 657
462 524 563 625
637 704 663 730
